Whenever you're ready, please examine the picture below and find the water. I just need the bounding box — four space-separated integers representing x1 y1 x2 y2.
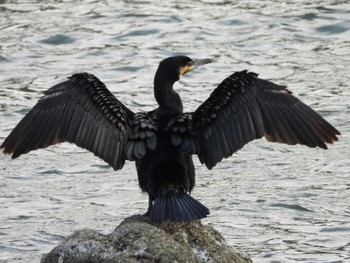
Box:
0 0 349 262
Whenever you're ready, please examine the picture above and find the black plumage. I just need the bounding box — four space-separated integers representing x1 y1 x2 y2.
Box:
1 56 340 223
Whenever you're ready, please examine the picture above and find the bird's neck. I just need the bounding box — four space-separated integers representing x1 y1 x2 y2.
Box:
154 71 183 114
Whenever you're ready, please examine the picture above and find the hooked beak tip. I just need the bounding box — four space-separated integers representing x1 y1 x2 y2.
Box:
191 58 213 66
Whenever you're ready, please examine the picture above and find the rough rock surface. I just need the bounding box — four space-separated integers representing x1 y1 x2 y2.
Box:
41 215 252 263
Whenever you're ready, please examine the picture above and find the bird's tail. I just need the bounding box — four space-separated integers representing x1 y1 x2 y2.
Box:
149 190 210 223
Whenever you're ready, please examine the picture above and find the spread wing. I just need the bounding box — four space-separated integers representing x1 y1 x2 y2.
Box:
1 73 158 170
167 70 340 169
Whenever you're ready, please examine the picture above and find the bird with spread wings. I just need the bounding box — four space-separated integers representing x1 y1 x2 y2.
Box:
1 56 340 223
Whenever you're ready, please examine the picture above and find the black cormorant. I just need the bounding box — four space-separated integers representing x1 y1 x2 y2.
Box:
1 56 340 223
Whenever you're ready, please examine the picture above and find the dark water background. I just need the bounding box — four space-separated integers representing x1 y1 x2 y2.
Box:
0 1 349 262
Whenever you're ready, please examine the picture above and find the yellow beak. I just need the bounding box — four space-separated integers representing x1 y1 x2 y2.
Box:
180 58 212 76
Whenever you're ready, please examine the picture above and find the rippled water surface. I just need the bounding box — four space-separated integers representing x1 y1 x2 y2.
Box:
1 1 349 262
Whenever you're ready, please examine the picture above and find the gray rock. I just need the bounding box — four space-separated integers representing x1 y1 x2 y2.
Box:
41 215 252 263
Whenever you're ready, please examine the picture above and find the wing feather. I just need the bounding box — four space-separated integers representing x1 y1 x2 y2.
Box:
270 103 298 145
1 73 158 170
167 70 340 169
125 111 158 161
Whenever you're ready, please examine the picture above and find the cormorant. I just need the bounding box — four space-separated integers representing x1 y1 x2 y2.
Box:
1 56 340 223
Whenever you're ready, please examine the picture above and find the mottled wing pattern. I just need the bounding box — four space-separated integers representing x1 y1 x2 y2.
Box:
168 70 340 169
125 111 158 161
1 73 157 170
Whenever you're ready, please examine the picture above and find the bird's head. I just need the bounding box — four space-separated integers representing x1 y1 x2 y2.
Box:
157 56 212 83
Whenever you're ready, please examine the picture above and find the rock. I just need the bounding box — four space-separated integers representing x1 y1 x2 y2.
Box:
41 215 252 263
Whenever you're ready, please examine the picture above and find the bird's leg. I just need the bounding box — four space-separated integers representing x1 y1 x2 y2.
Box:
143 195 153 216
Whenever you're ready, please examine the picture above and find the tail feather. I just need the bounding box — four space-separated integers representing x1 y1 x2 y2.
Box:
149 190 209 223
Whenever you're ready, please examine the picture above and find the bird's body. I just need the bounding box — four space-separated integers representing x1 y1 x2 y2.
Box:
1 56 340 223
